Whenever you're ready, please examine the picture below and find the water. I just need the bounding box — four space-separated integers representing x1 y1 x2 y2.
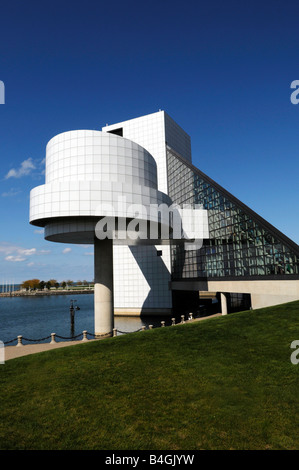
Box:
0 283 21 293
0 294 171 345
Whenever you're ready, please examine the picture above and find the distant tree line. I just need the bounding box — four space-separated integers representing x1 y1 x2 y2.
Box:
21 279 91 290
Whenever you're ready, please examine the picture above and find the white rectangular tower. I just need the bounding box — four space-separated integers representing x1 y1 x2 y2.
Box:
103 110 191 193
102 110 192 316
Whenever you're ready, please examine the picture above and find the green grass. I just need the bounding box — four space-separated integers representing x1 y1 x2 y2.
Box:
1 301 299 450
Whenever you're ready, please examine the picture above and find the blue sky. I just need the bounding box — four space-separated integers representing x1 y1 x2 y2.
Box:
0 0 298 283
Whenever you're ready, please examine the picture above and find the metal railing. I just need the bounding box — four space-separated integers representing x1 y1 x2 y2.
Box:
3 313 194 347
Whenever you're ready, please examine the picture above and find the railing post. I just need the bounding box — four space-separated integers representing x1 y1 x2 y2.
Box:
181 315 185 324
113 328 117 337
188 312 193 321
50 333 56 344
82 330 88 341
149 325 153 329
171 318 176 326
16 335 23 347
161 321 165 327
141 326 146 331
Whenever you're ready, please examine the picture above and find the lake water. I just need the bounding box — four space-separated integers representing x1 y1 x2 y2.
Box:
0 283 21 293
0 294 172 345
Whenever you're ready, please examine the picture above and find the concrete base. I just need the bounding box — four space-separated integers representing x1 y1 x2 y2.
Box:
171 279 299 310
94 237 114 336
114 308 172 317
208 279 299 310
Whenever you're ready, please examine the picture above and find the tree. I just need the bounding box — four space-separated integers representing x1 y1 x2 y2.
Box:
21 279 40 290
61 281 67 289
38 280 46 290
21 280 30 290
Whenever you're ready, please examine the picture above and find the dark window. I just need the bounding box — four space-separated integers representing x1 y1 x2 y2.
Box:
108 128 123 137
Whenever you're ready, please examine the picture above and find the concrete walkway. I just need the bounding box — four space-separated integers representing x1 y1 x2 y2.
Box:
193 313 221 322
4 339 98 361
4 313 222 361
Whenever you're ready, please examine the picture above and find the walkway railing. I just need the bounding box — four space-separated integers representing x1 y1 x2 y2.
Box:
3 313 194 347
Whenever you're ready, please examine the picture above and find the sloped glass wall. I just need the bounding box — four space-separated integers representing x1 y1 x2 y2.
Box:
167 147 299 280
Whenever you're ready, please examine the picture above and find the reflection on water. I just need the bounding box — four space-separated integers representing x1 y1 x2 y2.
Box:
0 294 173 344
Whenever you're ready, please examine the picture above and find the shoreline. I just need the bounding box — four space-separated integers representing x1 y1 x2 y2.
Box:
0 289 94 298
4 313 222 361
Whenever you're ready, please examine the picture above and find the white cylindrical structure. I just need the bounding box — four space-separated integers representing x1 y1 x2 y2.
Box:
221 293 228 315
94 237 114 336
30 130 171 244
29 130 171 335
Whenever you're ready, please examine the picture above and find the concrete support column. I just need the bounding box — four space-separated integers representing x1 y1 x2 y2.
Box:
94 237 114 336
220 293 228 315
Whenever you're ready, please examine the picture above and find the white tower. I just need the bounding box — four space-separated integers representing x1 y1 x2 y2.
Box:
29 129 172 335
102 111 192 316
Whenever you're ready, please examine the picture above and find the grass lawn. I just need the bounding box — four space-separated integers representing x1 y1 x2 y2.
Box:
0 301 299 450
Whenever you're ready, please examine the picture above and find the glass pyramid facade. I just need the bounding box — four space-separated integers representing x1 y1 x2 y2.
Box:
167 146 299 281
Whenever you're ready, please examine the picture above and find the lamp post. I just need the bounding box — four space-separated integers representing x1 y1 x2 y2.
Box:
70 299 80 337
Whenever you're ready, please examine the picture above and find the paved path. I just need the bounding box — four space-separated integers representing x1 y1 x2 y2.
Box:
4 313 222 361
4 339 98 361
